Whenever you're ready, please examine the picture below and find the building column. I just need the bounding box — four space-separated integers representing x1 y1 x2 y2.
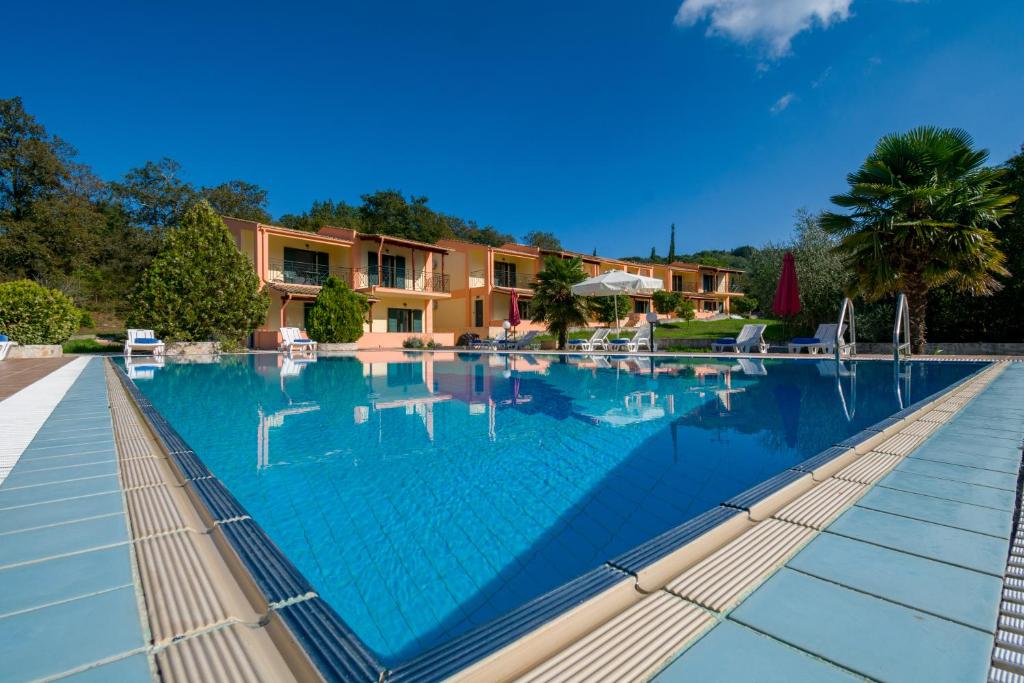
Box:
279 296 289 329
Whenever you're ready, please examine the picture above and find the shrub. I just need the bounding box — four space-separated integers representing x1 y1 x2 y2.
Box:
591 296 627 325
732 295 758 316
0 280 82 344
79 311 95 329
675 299 696 323
652 290 682 315
403 336 424 348
425 339 440 349
128 202 269 344
305 276 367 343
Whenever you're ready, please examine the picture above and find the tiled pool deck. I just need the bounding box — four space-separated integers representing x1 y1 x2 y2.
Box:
650 362 1024 682
0 357 152 681
2 356 1023 682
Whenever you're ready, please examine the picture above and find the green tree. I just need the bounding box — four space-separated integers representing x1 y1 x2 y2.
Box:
359 190 448 243
279 198 363 233
822 127 1015 352
591 296 627 325
0 97 73 220
668 223 676 262
927 144 1024 342
523 230 562 251
111 158 197 232
676 298 696 323
129 201 268 343
0 279 81 344
653 290 682 315
649 246 658 261
529 255 590 349
732 295 758 315
746 209 846 334
201 180 271 222
305 276 368 343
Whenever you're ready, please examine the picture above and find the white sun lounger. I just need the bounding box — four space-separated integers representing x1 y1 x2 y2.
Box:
567 328 611 352
124 329 165 357
710 324 768 354
280 327 317 355
506 331 540 350
788 324 848 355
471 328 509 349
0 334 17 361
606 326 651 352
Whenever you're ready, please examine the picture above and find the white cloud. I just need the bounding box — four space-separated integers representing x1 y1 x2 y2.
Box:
770 92 795 114
674 0 854 58
812 66 833 88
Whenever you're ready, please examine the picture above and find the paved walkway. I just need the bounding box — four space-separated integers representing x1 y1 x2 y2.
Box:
0 357 76 402
655 364 1024 681
0 358 152 681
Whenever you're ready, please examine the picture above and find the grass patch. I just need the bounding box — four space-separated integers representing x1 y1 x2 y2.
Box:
63 338 116 354
656 318 787 342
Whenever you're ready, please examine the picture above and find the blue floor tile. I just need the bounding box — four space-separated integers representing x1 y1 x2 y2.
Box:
654 620 861 682
0 475 122 508
827 506 1008 576
909 448 1020 475
895 458 1018 491
59 653 152 683
0 491 123 534
731 568 994 683
0 586 145 681
854 486 1012 538
1 461 119 489
0 514 128 567
787 533 1002 632
13 449 117 470
0 546 134 617
878 471 1015 511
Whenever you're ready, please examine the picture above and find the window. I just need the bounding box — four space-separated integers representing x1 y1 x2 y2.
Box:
702 300 716 312
518 299 531 320
702 274 716 292
672 275 684 292
494 261 518 288
283 247 330 285
387 308 422 333
474 299 484 327
634 299 650 314
368 252 406 289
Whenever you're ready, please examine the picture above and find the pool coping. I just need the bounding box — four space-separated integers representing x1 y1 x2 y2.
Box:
109 355 993 683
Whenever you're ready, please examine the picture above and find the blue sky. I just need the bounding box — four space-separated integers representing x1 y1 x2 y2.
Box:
4 1 1023 256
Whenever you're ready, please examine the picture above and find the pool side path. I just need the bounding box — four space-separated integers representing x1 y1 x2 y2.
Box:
502 361 1024 682
653 362 1024 682
0 357 154 681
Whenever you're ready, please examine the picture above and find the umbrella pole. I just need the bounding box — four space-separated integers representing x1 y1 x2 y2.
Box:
615 294 620 335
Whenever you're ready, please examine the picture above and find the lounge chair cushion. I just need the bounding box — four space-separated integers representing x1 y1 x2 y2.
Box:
791 337 820 345
715 337 736 345
291 339 315 344
134 337 161 344
0 334 7 342
567 339 587 345
609 339 630 344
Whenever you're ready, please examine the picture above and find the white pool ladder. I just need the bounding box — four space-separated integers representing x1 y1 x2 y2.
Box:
893 292 912 361
834 297 857 363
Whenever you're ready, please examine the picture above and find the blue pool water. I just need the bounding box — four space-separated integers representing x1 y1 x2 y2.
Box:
120 353 981 664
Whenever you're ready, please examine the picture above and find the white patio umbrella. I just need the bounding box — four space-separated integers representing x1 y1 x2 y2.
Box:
571 270 664 333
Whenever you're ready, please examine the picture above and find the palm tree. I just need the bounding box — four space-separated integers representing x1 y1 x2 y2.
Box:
821 127 1016 353
529 255 590 349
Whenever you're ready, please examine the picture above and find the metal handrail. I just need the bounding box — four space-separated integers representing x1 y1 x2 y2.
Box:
267 259 354 287
356 266 451 293
893 292 911 361
834 297 857 362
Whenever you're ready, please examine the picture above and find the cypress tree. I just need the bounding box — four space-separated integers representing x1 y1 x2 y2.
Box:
668 223 677 262
306 276 368 343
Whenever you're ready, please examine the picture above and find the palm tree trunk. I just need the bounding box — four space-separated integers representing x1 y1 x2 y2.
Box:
558 330 567 350
905 275 928 354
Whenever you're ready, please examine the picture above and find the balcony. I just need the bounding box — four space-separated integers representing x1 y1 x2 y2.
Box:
268 259 354 287
473 269 536 290
355 266 450 294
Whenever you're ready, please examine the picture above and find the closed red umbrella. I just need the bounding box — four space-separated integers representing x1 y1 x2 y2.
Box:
773 252 801 318
508 290 521 327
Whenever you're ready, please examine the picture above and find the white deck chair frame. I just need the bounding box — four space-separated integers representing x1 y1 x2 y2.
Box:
280 327 318 355
710 324 768 354
124 329 165 357
788 324 847 355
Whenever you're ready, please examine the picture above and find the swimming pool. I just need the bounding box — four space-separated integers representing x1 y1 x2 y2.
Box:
118 352 982 667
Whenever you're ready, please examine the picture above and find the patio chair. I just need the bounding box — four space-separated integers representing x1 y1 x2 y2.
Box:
471 328 509 350
606 326 651 352
788 324 847 355
566 328 610 351
280 327 317 355
124 329 165 357
710 324 768 354
0 334 16 361
504 331 540 350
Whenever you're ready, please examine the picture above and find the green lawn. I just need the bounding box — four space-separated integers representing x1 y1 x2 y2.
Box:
63 338 117 354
